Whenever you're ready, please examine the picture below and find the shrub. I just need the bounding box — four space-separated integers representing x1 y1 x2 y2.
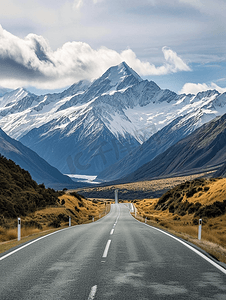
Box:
204 186 210 192
169 204 175 213
23 219 43 229
194 200 226 218
58 213 69 222
186 187 197 198
192 218 199 225
74 206 80 213
48 218 61 228
78 201 84 207
0 156 63 218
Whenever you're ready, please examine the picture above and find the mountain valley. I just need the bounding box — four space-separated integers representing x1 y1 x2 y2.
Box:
0 128 76 189
0 62 226 180
114 113 226 184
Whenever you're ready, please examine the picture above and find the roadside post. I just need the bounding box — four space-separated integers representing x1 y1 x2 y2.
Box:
18 218 21 241
115 189 119 204
198 219 202 240
69 216 71 227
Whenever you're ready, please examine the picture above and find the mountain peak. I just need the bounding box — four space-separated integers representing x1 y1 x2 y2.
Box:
91 62 142 94
106 61 142 85
80 62 143 101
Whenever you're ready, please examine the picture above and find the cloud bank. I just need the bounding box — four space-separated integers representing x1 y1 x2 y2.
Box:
0 26 190 90
179 82 226 95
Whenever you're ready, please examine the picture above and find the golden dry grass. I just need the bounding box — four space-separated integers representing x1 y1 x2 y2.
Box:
133 178 226 264
58 194 109 225
0 193 110 252
75 172 214 200
182 178 226 205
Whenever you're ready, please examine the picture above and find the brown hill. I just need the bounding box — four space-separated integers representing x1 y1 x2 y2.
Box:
0 155 108 244
155 178 226 219
134 177 226 263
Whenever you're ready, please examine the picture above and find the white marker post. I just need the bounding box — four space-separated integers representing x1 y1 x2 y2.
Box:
198 219 202 240
69 216 71 227
18 218 21 241
115 189 119 204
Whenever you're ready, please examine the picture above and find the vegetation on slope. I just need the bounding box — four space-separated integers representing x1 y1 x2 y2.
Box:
155 178 226 220
0 155 109 245
133 177 226 263
0 155 63 220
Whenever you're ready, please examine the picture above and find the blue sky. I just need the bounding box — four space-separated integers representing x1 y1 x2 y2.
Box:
0 0 225 95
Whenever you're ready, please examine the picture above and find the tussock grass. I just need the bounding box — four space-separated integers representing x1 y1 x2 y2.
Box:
0 227 17 241
133 177 226 264
0 192 111 252
0 226 41 242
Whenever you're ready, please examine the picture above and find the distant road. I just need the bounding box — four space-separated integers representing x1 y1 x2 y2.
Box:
0 204 225 299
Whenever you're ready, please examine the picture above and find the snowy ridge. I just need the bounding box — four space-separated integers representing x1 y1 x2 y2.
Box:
0 62 226 175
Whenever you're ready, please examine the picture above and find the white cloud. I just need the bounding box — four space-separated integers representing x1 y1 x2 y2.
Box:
162 47 191 73
73 0 103 10
93 0 104 4
179 0 226 16
0 26 191 90
73 0 84 10
179 82 226 95
0 0 58 26
121 47 190 76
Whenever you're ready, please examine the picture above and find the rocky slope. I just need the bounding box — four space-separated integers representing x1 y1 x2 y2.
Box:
117 113 226 183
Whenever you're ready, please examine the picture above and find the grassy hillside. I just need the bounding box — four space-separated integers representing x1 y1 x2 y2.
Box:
155 178 226 219
134 177 226 263
0 155 63 220
0 156 109 245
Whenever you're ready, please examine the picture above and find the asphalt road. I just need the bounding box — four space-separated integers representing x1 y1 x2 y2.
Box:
0 203 225 299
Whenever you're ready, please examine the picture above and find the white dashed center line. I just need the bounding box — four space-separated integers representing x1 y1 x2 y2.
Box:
88 285 97 300
102 240 111 258
110 229 114 235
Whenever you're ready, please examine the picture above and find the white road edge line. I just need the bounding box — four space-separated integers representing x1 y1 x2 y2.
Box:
102 239 111 258
0 205 116 262
88 285 97 300
0 227 68 262
110 229 114 235
131 214 226 275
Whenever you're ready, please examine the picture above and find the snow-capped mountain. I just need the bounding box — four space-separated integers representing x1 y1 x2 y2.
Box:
0 62 226 176
97 110 210 181
117 113 226 183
